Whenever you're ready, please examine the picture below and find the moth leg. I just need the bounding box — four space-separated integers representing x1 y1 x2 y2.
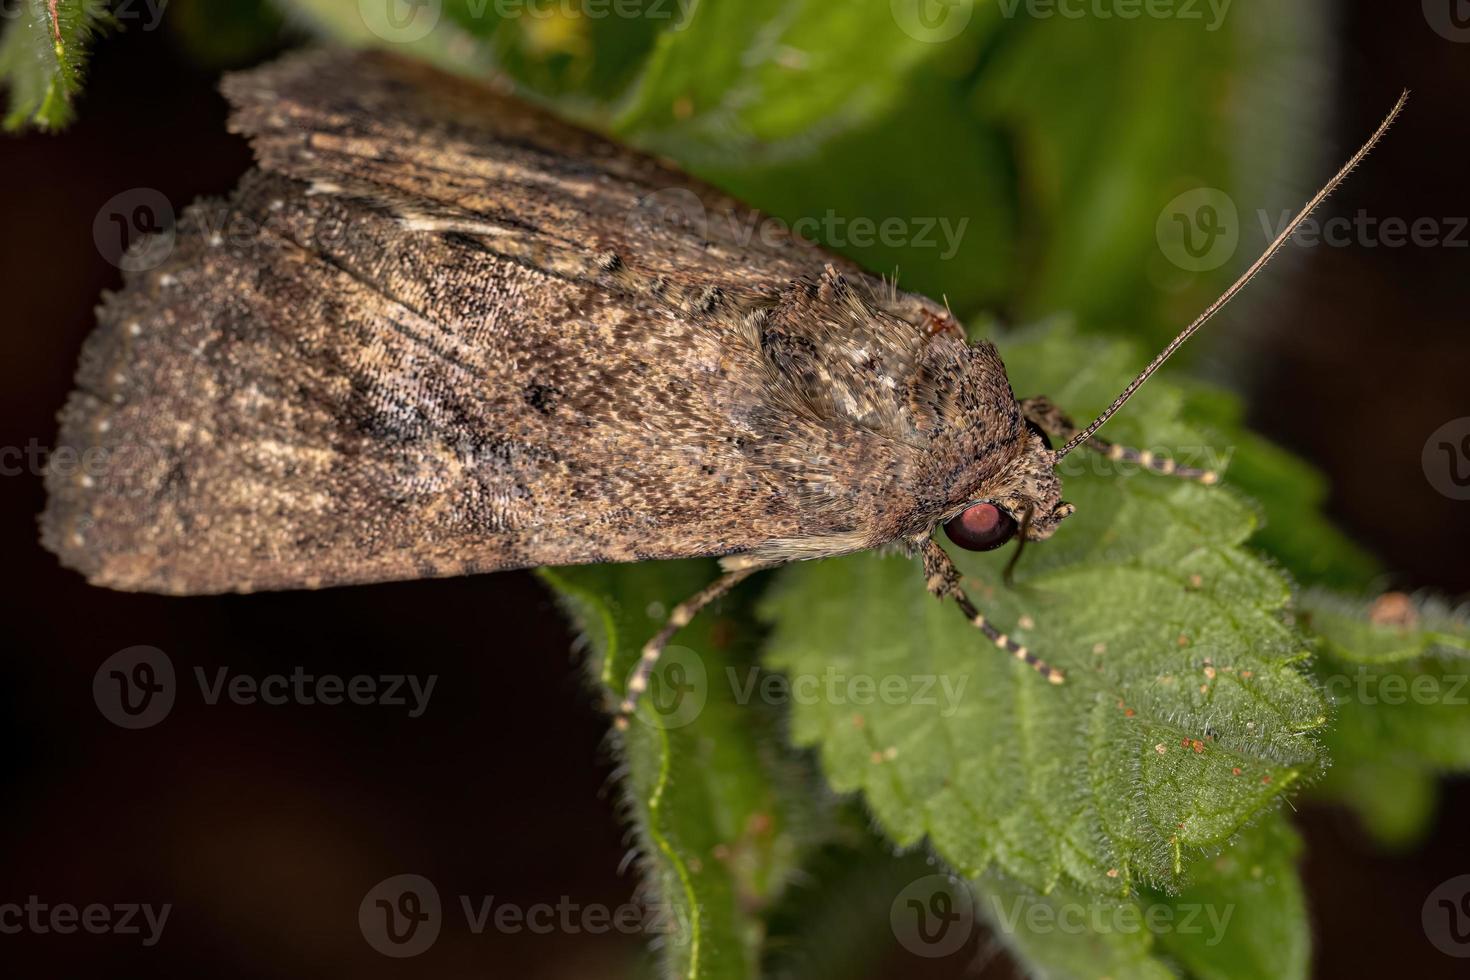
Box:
919 539 1065 685
1021 396 1220 485
614 566 759 730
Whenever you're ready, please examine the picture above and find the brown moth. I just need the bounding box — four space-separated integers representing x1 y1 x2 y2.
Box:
40 49 1406 725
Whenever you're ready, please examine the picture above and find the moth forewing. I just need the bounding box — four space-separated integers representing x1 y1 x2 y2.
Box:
42 50 964 597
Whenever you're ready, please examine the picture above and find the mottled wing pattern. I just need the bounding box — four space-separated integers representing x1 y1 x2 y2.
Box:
42 49 964 594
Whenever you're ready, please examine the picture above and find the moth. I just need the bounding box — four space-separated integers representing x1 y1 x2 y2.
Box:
40 49 1405 726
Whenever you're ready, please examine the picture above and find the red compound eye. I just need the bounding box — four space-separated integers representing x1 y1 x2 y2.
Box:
943 502 1017 552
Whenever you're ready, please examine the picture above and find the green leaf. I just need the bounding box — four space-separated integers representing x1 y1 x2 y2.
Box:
971 815 1307 980
0 0 111 131
1303 590 1470 666
761 321 1326 897
970 2 1329 348
1179 387 1379 591
542 561 821 979
612 0 987 168
441 0 666 103
271 0 498 74
1300 590 1470 846
1143 816 1309 980
975 873 1179 980
1310 759 1437 851
1305 591 1470 773
690 64 1018 314
759 815 931 979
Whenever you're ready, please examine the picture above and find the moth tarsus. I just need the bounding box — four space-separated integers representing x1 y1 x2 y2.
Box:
1023 397 1219 485
36 51 1405 725
615 565 756 729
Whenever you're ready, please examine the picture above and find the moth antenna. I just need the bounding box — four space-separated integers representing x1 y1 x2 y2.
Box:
1056 89 1409 460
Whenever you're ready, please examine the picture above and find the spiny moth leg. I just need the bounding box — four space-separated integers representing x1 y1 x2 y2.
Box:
1022 397 1220 485
615 566 759 730
920 538 1065 685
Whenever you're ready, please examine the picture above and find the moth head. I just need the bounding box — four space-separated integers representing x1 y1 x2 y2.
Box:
942 418 1073 554
937 90 1411 565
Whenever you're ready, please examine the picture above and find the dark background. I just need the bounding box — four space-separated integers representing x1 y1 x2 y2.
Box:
2 3 1467 977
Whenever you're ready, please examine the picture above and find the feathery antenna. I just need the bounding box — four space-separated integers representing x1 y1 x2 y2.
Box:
1055 90 1410 460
